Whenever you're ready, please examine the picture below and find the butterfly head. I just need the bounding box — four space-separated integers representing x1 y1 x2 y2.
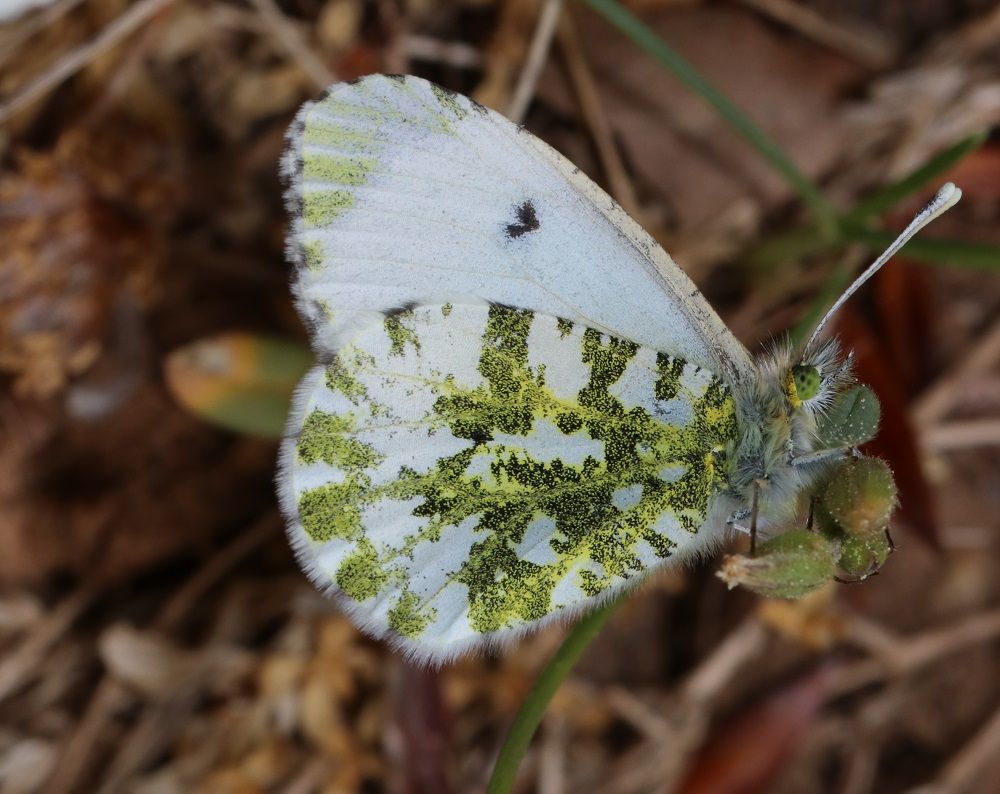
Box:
732 336 866 526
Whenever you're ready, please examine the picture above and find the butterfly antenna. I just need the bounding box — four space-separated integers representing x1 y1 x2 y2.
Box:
804 182 962 356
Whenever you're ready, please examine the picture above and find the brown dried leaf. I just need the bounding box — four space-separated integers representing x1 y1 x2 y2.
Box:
0 119 171 398
542 5 861 229
317 0 364 52
678 667 832 794
0 737 57 794
99 624 195 697
756 586 847 650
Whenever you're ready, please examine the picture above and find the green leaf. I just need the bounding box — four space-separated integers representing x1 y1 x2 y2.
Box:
789 262 853 345
165 333 312 438
746 132 992 275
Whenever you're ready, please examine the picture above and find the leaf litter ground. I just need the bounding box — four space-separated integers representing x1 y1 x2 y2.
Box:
1 1 1000 792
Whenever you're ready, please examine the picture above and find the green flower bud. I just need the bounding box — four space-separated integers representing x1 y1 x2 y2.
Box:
815 385 880 450
822 457 897 537
717 529 838 599
838 531 893 579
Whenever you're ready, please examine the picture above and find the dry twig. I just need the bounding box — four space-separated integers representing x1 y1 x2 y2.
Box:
537 713 568 794
0 0 174 125
738 0 897 70
278 756 334 794
403 34 483 70
45 516 278 792
921 418 1000 451
248 0 337 90
604 618 768 793
832 607 1000 699
913 317 1000 427
0 0 87 68
506 0 563 124
916 702 1000 794
557 8 641 219
0 587 93 705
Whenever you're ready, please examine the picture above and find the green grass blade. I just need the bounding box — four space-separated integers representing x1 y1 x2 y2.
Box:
849 131 988 220
746 131 990 272
581 0 838 234
843 228 1000 269
790 229 1000 344
744 227 828 271
486 597 622 794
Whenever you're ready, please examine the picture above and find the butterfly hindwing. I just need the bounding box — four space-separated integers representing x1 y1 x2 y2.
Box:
279 304 738 662
281 74 754 384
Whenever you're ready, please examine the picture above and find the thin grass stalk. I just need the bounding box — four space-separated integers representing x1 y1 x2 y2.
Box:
486 596 622 794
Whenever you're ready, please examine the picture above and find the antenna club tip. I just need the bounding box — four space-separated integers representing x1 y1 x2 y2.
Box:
803 180 962 353
936 181 962 209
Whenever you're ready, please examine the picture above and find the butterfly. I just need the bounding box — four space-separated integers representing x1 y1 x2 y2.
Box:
277 74 960 663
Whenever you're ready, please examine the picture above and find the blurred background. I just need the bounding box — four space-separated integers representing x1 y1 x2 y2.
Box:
2 1 999 792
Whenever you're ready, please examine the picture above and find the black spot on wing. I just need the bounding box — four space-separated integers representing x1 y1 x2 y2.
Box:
505 200 540 239
384 302 419 317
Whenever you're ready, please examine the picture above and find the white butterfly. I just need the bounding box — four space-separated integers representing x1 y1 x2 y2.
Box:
277 74 959 663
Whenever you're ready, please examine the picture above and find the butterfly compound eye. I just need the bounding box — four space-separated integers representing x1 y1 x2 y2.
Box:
791 364 822 402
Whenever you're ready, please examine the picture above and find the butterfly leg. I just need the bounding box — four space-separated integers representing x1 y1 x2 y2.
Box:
727 509 751 535
727 478 764 554
790 447 851 468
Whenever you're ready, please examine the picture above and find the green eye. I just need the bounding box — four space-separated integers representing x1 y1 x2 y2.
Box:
792 364 821 401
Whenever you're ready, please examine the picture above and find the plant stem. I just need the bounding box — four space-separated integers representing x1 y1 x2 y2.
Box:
486 596 622 794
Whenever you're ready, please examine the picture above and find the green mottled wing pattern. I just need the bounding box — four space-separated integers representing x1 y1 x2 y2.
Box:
280 304 737 662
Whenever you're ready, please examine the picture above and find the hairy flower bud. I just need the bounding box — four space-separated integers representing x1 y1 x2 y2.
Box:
815 386 880 450
838 531 893 579
718 529 838 599
822 457 897 537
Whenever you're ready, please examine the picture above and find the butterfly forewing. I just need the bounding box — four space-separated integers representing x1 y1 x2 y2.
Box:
280 304 737 662
282 74 754 384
